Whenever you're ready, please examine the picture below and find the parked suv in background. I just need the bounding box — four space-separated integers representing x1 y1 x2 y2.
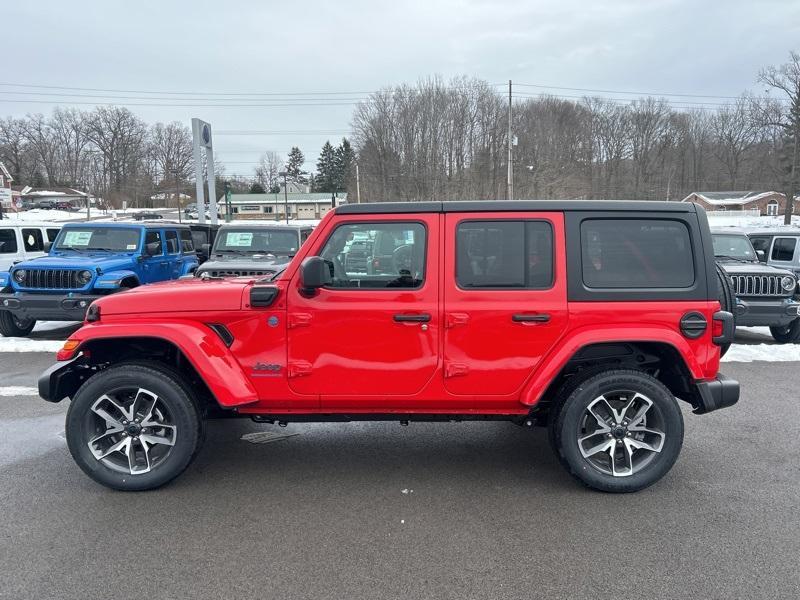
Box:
712 229 800 342
40 201 737 493
748 229 800 275
195 223 312 278
0 222 61 272
0 222 198 336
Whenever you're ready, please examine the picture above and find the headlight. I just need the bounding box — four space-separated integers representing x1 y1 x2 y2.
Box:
13 270 26 283
782 275 796 291
77 270 93 285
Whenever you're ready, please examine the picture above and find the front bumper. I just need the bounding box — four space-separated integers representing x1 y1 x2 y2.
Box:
735 297 800 327
694 374 740 414
38 356 90 403
0 292 103 321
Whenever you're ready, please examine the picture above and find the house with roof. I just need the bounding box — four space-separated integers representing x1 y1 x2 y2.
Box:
218 191 347 220
681 191 796 216
0 162 13 214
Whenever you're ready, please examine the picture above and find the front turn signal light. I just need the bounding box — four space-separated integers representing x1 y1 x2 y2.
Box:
57 340 81 361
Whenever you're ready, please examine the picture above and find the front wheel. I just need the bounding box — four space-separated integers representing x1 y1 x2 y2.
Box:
549 369 684 493
769 320 800 343
66 363 203 491
0 311 36 337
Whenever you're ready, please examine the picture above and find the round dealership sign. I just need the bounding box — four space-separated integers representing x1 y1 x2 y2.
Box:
202 124 211 145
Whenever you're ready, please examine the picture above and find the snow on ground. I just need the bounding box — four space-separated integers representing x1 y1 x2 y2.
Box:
708 214 800 229
722 344 800 362
0 386 38 396
0 338 63 353
3 209 87 222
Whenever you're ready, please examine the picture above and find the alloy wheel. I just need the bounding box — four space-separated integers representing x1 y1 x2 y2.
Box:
577 391 666 477
85 387 177 475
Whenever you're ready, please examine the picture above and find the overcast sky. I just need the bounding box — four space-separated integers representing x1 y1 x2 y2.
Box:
5 0 799 178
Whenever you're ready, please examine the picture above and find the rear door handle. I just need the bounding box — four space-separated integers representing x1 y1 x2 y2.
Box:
512 313 550 323
394 313 431 323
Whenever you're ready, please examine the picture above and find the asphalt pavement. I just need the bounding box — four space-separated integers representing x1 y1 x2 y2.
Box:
0 349 798 599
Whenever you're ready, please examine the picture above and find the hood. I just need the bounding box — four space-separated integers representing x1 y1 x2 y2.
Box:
18 252 137 272
196 253 291 273
95 278 251 315
716 260 794 276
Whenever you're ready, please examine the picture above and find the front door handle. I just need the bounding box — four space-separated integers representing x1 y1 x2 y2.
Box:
393 313 431 323
512 313 550 323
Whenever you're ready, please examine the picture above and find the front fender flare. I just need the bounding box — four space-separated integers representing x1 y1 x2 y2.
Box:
67 321 258 407
520 326 709 407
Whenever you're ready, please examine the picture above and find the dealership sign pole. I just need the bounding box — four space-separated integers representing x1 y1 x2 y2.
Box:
191 118 219 225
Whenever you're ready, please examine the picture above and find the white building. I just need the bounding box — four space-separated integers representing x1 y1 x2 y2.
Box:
219 192 347 220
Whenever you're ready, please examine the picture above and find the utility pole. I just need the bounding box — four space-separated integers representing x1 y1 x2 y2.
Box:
356 163 361 203
507 80 514 201
279 171 289 224
86 185 90 221
172 169 182 224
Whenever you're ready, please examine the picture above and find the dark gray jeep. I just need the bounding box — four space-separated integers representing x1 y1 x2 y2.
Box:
195 223 313 279
712 228 800 342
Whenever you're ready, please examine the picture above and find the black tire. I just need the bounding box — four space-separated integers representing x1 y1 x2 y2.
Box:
769 320 800 343
0 310 36 337
549 369 684 493
66 362 204 491
715 262 736 356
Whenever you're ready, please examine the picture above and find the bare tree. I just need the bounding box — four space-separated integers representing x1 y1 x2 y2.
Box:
254 151 283 193
759 51 800 224
710 97 758 189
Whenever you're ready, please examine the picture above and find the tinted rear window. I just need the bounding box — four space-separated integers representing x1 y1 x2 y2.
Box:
456 221 554 289
771 237 797 262
581 219 694 289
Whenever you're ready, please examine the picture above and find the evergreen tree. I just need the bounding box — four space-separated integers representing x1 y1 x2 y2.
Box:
315 141 337 193
285 146 306 184
334 138 356 193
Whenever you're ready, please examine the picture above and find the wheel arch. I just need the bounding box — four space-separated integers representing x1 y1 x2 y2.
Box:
65 324 258 410
525 339 704 419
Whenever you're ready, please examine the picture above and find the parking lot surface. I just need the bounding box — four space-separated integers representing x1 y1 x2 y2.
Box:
0 353 798 599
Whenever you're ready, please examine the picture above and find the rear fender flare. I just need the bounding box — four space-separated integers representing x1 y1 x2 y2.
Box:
520 326 708 407
71 321 257 407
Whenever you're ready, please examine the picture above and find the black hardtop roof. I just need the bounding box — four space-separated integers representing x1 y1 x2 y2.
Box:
61 221 193 230
218 222 310 231
335 200 698 215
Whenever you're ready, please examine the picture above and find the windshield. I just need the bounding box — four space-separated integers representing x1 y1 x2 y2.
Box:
712 234 757 261
213 229 299 255
54 227 141 251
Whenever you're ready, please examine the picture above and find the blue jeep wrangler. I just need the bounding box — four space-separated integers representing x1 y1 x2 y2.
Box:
0 222 198 336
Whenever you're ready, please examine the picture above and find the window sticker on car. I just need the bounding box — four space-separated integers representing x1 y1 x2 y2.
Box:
126 244 137 250
63 231 92 246
225 232 253 246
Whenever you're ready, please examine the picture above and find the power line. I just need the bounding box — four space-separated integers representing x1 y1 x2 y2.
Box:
507 81 755 100
0 98 360 108
0 82 374 97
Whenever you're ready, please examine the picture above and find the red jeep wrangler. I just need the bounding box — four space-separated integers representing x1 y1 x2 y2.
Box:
39 201 739 492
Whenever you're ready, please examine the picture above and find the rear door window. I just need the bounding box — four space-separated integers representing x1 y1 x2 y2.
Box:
22 228 44 252
456 221 554 289
165 230 180 254
180 229 194 252
0 229 17 254
581 219 694 289
771 237 797 262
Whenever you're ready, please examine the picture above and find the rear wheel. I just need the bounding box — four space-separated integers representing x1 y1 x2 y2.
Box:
0 311 36 337
770 320 800 343
549 369 684 493
66 363 203 491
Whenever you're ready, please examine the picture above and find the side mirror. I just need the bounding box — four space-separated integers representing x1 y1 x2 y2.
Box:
299 256 332 295
201 243 211 257
756 249 766 262
43 241 52 252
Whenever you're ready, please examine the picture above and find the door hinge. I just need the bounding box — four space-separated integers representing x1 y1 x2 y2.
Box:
445 312 470 329
287 360 312 378
444 362 469 378
288 313 312 328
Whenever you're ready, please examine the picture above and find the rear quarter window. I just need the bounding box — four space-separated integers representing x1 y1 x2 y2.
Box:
581 219 694 289
771 237 797 262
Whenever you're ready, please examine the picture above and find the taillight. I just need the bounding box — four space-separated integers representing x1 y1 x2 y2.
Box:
57 339 80 361
712 319 724 338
